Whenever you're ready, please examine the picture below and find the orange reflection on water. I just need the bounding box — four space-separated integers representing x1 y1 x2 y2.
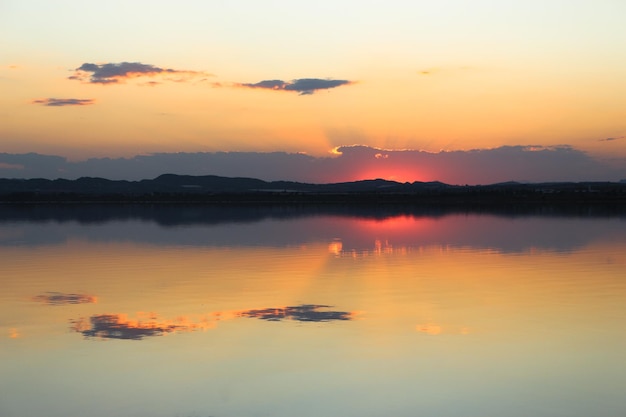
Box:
374 239 393 254
330 238 412 258
328 240 343 256
356 215 432 232
71 304 357 340
71 312 216 340
416 323 443 335
416 324 472 335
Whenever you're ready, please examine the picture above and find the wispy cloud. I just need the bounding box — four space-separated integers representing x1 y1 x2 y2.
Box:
32 98 95 106
238 78 354 95
69 62 209 84
599 136 624 142
417 66 474 76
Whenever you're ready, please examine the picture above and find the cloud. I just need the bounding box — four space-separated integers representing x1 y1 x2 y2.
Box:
140 81 161 87
323 144 626 184
238 78 354 95
599 136 624 142
236 304 354 322
0 162 24 170
32 98 95 106
69 62 208 84
2 145 624 184
0 153 67 178
32 292 97 306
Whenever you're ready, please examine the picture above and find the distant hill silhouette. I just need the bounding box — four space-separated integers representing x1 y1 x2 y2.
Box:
0 174 625 205
0 174 452 195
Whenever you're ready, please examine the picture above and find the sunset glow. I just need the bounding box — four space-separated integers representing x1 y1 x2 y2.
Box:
1 1 625 183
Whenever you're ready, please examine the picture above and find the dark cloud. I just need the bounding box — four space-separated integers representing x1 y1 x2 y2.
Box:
69 62 207 84
239 78 354 95
0 153 67 178
2 145 624 184
599 136 624 142
32 292 96 306
31 98 95 106
325 145 625 185
0 162 24 170
237 304 353 322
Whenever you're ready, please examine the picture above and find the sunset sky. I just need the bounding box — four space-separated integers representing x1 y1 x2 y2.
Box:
1 0 626 183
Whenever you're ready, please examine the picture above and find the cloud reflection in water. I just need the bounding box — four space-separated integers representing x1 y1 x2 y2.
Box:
32 292 97 306
70 313 214 340
71 304 354 340
236 304 353 322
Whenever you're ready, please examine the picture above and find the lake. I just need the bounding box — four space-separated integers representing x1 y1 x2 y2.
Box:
1 205 625 417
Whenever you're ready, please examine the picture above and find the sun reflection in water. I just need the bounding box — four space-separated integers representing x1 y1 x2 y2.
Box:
416 324 472 335
328 239 343 256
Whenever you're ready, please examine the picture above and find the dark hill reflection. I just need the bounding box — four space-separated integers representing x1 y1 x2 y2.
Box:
2 204 626 254
0 203 624 226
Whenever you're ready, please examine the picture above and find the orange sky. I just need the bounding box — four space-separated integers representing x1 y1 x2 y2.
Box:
1 1 625 181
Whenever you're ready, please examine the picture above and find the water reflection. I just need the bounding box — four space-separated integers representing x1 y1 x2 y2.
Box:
70 305 355 340
2 206 625 417
236 304 353 322
1 205 625 254
70 313 214 340
32 292 97 306
415 323 471 335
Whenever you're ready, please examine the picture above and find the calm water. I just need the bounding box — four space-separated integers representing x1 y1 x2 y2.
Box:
1 206 625 417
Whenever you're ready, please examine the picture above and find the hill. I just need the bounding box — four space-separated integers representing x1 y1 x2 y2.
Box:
0 174 625 205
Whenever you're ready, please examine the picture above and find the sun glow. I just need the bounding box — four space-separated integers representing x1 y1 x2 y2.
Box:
355 215 435 233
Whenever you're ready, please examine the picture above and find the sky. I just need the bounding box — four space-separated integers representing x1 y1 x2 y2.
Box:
1 0 626 183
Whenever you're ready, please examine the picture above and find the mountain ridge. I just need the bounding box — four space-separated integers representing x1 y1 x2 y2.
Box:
1 174 625 204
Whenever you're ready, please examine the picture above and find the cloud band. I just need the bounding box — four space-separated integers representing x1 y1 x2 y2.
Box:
69 62 207 84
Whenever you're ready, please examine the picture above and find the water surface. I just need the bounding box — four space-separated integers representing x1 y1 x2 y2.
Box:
1 206 625 417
